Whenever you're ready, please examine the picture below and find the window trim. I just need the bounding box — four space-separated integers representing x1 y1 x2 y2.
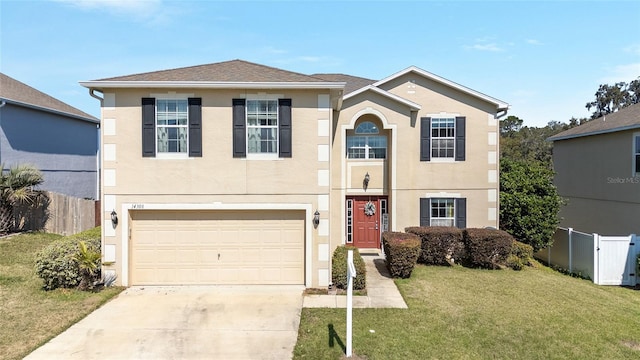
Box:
429 198 456 227
347 122 387 159
155 98 189 158
430 117 456 160
634 132 640 176
246 98 279 159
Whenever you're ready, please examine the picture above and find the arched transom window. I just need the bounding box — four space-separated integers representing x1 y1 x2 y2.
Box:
347 121 387 159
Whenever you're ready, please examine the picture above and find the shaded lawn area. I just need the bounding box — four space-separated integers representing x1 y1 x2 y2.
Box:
294 264 640 359
0 231 123 360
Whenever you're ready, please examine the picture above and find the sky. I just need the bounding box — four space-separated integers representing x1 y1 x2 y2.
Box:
1 0 639 127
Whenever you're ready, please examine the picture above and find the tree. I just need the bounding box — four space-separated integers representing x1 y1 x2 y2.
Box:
0 164 44 234
499 159 565 252
500 115 523 136
586 77 640 119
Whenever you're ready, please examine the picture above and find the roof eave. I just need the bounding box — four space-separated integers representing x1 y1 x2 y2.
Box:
79 81 346 90
548 124 640 141
0 97 99 124
343 85 422 111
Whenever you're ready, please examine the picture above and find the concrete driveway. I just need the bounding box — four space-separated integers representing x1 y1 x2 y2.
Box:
25 286 304 360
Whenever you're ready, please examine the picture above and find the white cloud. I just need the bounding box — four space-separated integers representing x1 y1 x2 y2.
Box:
52 0 172 24
623 44 640 55
600 63 640 83
466 43 504 52
526 39 543 45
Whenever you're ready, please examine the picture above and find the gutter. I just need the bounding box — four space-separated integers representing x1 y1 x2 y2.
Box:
79 80 346 90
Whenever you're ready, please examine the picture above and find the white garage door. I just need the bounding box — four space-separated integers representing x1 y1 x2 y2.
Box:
130 210 305 285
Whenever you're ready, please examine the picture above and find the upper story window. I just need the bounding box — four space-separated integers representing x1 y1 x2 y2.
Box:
347 121 387 159
156 99 188 154
431 118 455 159
420 116 465 162
635 134 640 175
246 100 278 154
141 97 201 158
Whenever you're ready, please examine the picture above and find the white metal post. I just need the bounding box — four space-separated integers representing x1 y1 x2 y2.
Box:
346 250 356 358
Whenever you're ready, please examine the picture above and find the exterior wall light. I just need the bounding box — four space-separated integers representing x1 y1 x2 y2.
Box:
110 210 118 227
313 210 320 228
363 172 370 190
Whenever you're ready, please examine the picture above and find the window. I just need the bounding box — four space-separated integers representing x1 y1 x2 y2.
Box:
430 198 455 226
420 116 465 161
141 97 201 158
232 98 291 158
635 134 640 175
156 99 188 154
347 121 387 159
420 197 466 228
247 99 278 154
431 118 455 158
346 199 353 243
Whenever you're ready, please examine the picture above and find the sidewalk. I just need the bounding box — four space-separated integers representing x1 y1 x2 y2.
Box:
303 255 408 309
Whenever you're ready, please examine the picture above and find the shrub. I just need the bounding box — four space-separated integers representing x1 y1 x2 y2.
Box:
507 240 534 270
331 246 366 290
35 228 101 290
406 226 464 265
463 228 514 269
382 231 421 278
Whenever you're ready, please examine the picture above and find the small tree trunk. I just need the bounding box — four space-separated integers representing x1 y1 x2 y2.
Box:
0 204 14 234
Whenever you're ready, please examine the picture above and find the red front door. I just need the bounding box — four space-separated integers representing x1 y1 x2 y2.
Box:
350 197 385 248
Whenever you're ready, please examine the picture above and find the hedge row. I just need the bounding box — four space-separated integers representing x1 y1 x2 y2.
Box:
331 245 366 290
382 232 421 278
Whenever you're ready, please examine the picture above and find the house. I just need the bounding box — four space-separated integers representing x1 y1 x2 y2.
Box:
80 59 508 287
548 103 640 235
0 73 99 199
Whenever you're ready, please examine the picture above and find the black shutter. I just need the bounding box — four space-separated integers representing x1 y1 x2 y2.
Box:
420 117 431 161
455 198 467 229
455 116 466 161
232 98 246 158
188 98 202 157
419 198 430 226
142 98 156 157
279 99 292 158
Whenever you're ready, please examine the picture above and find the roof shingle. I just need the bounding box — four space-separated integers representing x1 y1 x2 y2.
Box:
549 103 640 141
310 73 376 95
97 59 331 83
0 73 97 121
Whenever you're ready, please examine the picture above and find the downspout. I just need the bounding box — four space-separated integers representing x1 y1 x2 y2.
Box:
89 88 104 102
88 88 103 209
0 100 6 165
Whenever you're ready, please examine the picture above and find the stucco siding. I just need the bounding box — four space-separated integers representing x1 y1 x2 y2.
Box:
553 129 639 235
0 104 98 199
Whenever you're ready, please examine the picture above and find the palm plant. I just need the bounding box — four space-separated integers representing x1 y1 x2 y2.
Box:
73 240 101 290
0 164 44 234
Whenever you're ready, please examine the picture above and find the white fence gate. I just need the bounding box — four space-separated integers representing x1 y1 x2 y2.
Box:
535 228 638 286
596 235 637 286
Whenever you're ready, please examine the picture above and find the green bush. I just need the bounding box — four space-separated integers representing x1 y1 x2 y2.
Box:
406 226 465 265
35 228 101 290
507 240 534 270
331 246 366 290
463 228 514 269
382 232 421 278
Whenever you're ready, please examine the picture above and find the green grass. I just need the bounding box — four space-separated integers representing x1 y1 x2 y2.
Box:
0 231 123 360
294 264 640 359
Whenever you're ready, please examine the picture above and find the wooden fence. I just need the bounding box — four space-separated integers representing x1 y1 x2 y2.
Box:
14 191 98 236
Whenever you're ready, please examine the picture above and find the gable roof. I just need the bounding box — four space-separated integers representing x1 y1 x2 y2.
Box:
548 103 640 141
374 66 510 111
310 73 376 95
0 73 98 123
344 85 422 111
81 59 345 90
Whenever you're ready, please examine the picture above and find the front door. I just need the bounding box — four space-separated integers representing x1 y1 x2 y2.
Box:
348 196 387 248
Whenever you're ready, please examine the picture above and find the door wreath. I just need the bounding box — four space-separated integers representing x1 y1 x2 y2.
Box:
364 201 376 216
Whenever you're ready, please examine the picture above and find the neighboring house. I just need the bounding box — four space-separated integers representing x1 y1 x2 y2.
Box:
80 59 508 287
0 73 99 199
549 103 640 236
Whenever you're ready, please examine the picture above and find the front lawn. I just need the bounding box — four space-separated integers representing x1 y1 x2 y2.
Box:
294 264 640 359
0 231 123 360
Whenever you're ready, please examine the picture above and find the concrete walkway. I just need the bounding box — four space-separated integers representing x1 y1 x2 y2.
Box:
303 255 408 309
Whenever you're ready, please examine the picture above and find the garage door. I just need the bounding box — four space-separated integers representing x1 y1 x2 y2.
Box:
130 210 305 285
